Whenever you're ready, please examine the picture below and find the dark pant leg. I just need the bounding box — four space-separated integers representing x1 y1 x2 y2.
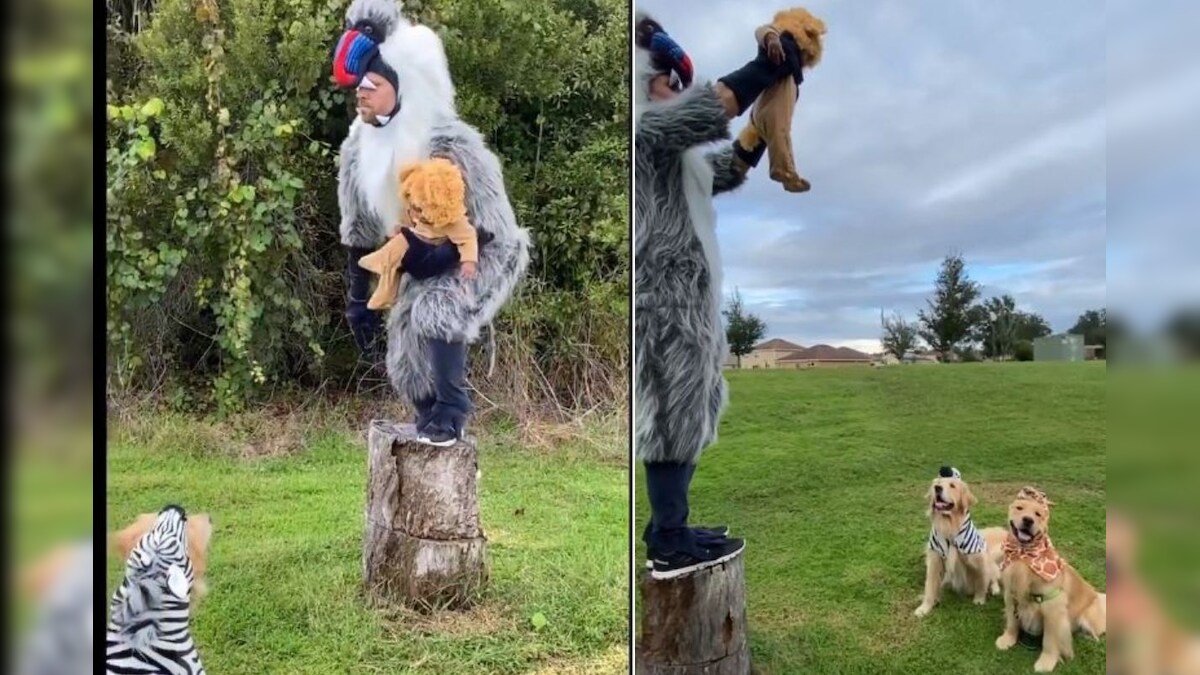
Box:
426 338 472 437
644 461 695 553
412 393 437 432
345 246 383 354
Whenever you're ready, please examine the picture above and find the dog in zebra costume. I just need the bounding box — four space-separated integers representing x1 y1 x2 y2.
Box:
914 466 1007 617
15 541 93 675
106 505 206 674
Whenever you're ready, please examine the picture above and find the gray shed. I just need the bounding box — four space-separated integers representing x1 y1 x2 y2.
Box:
1034 334 1085 362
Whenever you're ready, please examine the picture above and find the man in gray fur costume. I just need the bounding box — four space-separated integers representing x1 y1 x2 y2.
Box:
333 0 530 445
635 12 792 579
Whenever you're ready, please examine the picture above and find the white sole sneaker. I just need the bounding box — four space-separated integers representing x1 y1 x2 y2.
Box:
649 544 745 581
416 435 457 448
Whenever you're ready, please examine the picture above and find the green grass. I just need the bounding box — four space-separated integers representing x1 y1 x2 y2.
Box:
637 363 1106 675
106 417 629 674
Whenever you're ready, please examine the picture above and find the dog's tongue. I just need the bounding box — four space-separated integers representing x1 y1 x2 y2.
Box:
934 499 952 511
1017 530 1033 542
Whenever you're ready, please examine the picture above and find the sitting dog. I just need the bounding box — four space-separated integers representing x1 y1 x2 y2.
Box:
914 466 1006 616
1106 511 1200 675
995 487 1105 672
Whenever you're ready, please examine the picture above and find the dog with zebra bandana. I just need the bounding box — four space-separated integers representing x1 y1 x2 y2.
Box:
106 506 209 675
914 466 1007 617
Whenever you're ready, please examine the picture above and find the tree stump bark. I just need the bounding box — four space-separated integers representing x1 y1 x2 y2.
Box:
637 552 751 674
363 420 487 611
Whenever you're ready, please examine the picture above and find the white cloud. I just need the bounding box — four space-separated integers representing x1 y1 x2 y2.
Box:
638 0 1106 344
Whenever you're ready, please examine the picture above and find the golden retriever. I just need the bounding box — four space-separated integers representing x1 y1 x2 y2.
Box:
995 487 1105 672
1106 511 1200 674
914 466 1006 617
111 510 214 602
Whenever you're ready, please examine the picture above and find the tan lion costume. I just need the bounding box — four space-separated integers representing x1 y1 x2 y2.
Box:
736 7 826 193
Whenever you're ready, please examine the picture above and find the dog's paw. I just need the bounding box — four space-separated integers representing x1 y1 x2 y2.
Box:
995 633 1018 651
913 604 933 617
990 582 1001 596
1033 654 1059 672
973 595 987 605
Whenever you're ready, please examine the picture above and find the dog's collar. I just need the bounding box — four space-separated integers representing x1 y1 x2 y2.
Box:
1030 586 1064 604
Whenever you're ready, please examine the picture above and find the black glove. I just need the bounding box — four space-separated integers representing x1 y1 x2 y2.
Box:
734 138 767 168
345 246 383 353
780 32 805 86
717 41 795 116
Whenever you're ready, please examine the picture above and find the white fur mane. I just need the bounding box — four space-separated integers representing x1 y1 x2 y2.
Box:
352 15 457 238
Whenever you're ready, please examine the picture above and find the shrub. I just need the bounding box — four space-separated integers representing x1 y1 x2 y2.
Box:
105 0 628 416
1014 340 1034 362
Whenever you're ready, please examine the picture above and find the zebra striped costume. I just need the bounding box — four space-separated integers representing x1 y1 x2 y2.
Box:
16 542 93 675
106 506 205 675
928 513 986 558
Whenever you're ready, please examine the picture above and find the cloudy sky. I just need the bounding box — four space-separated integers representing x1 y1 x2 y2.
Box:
637 0 1108 353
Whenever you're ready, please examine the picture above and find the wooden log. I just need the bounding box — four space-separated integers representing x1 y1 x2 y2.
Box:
364 420 487 611
637 552 751 675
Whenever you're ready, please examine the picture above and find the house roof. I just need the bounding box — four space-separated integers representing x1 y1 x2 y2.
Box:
777 344 872 362
753 338 805 351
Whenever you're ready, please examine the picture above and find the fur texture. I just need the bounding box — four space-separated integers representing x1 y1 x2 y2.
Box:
914 473 1006 617
771 7 826 67
17 542 93 675
634 11 750 465
386 120 531 401
996 489 1106 672
335 0 530 401
106 507 209 674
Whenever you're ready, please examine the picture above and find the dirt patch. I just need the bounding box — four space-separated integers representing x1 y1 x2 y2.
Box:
377 601 519 639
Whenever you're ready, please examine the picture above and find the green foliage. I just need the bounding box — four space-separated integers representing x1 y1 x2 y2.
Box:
1069 308 1107 347
105 0 629 414
723 289 767 367
918 254 982 360
880 311 919 360
1014 339 1034 362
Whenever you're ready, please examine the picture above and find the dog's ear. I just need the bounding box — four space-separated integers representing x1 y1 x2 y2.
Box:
187 514 213 572
19 546 73 600
961 483 977 512
111 513 157 561
184 514 214 602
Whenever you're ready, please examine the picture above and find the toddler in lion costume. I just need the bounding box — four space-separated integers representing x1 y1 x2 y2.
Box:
735 7 826 193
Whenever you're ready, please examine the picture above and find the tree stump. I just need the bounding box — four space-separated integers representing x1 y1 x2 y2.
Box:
363 420 487 611
637 552 751 674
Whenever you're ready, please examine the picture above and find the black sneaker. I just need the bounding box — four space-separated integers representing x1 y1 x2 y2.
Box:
649 538 745 580
416 428 458 447
644 526 730 569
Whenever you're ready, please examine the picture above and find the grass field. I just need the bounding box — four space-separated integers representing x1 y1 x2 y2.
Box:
636 363 1106 675
106 414 629 674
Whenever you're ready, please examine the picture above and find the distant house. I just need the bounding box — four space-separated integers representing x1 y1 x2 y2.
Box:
734 339 806 369
777 344 873 368
727 339 872 369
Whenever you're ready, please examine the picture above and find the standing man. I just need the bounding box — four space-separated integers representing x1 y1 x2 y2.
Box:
333 0 530 444
635 12 793 579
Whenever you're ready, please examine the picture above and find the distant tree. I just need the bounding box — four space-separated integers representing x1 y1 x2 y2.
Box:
918 254 982 361
880 311 919 361
723 289 766 368
1164 307 1200 359
1014 311 1053 342
974 295 1018 359
1068 308 1107 346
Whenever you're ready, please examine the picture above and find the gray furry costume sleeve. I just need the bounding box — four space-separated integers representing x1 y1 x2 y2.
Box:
386 120 532 401
635 67 745 465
